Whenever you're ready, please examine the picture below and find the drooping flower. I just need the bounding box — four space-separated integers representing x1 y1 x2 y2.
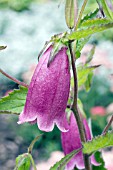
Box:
18 45 70 132
61 112 99 170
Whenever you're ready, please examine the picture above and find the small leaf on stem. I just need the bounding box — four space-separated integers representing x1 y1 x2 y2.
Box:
85 45 96 64
80 9 99 24
77 65 95 88
83 131 113 154
50 148 82 170
75 36 90 58
80 18 112 28
0 46 7 50
68 22 113 40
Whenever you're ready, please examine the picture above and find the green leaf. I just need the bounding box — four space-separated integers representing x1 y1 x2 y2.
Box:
77 98 86 117
0 86 28 114
83 45 96 91
77 65 100 90
77 65 94 88
83 131 113 154
100 0 113 19
80 9 99 24
80 18 112 28
15 154 31 170
65 0 77 29
75 36 90 58
50 131 112 170
76 0 88 29
0 46 7 50
68 22 113 40
84 72 93 92
50 148 81 170
93 151 106 170
85 45 96 64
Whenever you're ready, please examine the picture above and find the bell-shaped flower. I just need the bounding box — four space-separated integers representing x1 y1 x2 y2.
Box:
18 45 70 132
61 112 99 170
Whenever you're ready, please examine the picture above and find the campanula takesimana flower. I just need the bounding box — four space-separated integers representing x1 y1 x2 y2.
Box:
61 112 99 170
18 45 70 132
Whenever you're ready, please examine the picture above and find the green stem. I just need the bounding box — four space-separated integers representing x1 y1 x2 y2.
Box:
28 134 43 154
75 0 88 30
69 42 86 142
69 42 92 170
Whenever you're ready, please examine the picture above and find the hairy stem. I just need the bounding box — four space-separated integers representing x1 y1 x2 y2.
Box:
69 42 85 142
28 134 43 154
0 68 29 88
69 42 92 170
102 115 113 135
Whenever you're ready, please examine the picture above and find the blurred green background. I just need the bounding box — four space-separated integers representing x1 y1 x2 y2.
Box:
0 0 113 169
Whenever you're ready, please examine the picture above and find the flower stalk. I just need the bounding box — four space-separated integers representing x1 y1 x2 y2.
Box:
102 114 113 135
0 68 29 88
68 42 92 170
28 134 43 154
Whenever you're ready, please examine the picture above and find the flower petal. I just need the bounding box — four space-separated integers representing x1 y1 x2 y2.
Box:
83 118 100 166
91 154 101 166
61 113 99 169
18 45 70 132
61 113 84 170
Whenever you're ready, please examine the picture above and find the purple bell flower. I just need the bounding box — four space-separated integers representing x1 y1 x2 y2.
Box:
18 45 70 132
61 112 100 170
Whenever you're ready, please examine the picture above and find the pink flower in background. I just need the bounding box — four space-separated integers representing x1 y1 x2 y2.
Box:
18 45 70 132
61 113 99 170
90 106 106 116
103 150 113 170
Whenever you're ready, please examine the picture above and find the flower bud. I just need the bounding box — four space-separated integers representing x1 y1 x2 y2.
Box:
65 0 78 29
